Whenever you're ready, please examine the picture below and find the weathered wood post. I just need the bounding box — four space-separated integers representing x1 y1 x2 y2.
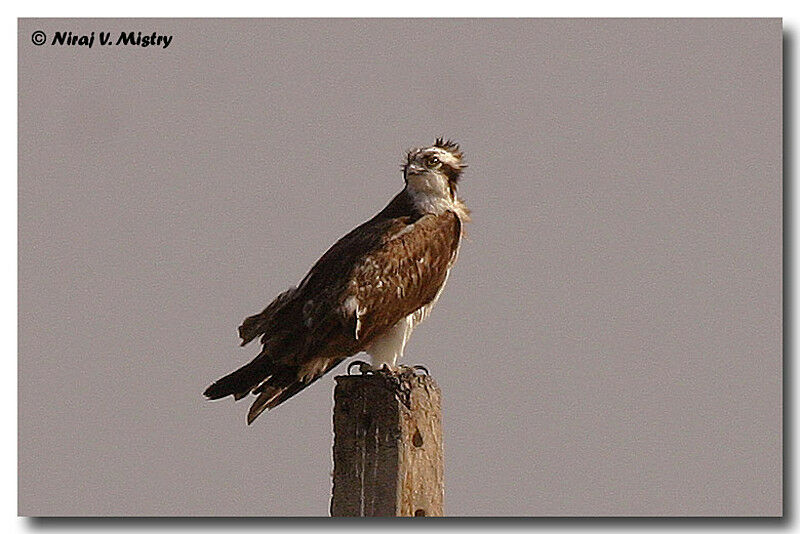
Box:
330 372 443 517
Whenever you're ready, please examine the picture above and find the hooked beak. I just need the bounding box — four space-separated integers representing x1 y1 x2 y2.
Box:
406 164 425 176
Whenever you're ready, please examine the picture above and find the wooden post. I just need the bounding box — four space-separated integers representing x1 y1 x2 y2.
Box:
330 372 443 517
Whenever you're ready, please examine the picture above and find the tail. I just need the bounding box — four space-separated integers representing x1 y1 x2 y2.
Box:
203 352 272 402
204 356 345 425
206 288 299 402
244 357 346 424
203 334 334 424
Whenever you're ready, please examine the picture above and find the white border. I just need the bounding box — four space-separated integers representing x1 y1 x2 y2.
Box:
3 2 795 532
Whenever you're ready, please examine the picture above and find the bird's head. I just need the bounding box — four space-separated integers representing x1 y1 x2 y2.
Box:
403 138 466 201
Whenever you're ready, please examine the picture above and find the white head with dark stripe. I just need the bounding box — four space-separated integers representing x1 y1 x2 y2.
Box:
403 138 466 207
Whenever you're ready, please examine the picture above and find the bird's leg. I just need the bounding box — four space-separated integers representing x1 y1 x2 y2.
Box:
347 360 374 375
371 363 398 377
347 360 412 376
411 364 429 376
394 364 430 378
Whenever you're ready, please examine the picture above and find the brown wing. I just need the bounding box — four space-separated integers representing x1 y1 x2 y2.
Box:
329 210 462 347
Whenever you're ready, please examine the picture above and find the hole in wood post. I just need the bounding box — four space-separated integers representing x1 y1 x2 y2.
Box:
412 429 423 448
414 509 426 516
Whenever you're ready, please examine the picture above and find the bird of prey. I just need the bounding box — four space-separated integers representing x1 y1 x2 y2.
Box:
204 138 470 424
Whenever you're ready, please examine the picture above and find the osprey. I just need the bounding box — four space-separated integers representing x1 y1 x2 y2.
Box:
204 138 470 424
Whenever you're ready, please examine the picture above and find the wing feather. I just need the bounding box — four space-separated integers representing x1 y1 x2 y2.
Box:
300 210 462 350
350 211 461 344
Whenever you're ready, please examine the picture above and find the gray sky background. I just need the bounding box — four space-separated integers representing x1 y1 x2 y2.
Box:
18 19 782 516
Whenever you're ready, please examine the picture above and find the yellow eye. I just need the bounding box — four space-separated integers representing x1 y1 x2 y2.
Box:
426 156 442 169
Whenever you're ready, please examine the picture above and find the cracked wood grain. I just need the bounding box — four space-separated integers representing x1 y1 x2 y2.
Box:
330 373 443 517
